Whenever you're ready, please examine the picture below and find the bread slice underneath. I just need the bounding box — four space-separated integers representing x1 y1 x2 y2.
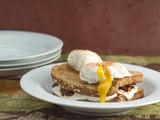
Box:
51 63 144 97
108 88 144 102
52 86 144 102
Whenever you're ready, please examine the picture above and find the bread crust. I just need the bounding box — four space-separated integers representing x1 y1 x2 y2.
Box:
51 63 144 97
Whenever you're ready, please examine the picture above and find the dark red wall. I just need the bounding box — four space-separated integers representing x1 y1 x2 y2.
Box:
0 0 160 55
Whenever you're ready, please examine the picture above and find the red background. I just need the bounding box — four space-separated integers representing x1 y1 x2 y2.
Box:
0 0 160 55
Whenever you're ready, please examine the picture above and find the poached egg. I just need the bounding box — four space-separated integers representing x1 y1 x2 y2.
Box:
67 49 132 103
67 49 102 71
80 62 131 102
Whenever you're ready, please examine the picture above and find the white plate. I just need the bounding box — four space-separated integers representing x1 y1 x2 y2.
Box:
20 63 160 116
0 30 63 61
0 54 60 78
0 49 62 67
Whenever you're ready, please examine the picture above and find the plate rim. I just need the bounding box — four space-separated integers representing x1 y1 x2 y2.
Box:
0 30 63 61
0 49 62 67
0 54 61 71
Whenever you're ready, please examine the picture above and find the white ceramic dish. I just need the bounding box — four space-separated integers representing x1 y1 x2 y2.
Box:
20 62 160 116
0 30 63 61
0 54 60 78
0 49 62 67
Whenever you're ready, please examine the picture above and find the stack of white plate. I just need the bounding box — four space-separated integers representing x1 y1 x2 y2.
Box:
0 31 63 78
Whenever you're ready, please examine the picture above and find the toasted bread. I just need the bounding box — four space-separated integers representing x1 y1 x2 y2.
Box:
52 85 144 102
51 63 143 97
108 88 144 102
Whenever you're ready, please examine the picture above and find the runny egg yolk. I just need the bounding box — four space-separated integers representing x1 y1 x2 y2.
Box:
97 64 113 103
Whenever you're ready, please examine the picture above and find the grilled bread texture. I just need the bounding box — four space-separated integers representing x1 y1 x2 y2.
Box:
51 63 143 97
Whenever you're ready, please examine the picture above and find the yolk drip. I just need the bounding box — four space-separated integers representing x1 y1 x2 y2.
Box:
97 64 113 103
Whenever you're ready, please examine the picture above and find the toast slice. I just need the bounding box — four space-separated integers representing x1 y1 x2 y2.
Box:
108 88 144 102
52 84 144 102
51 63 144 97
